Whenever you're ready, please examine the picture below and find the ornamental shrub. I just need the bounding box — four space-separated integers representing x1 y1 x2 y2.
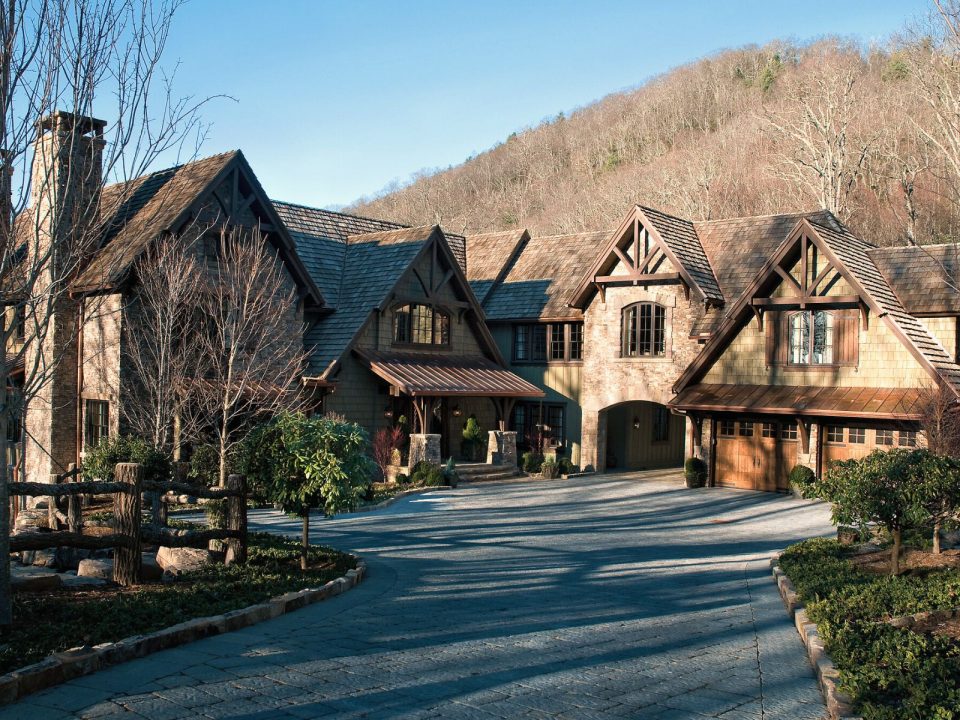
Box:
684 457 707 487
411 461 445 487
788 464 816 497
84 435 171 485
462 416 485 461
521 451 544 473
541 457 560 479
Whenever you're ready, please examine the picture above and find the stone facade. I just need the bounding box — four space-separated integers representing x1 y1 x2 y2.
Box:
408 433 441 468
486 430 517 467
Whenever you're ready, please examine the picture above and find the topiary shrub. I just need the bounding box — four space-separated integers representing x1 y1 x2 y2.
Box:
541 458 560 479
788 464 817 498
462 416 485 462
411 461 445 487
558 457 579 476
684 457 707 488
443 457 459 488
521 451 544 473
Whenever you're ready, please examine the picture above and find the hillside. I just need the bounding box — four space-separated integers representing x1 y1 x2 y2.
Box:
351 36 960 248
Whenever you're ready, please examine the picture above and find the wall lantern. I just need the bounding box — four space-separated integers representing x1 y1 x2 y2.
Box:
452 405 463 418
384 405 394 419
632 416 641 430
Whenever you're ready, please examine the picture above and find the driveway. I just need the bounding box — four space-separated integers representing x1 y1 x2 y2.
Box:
2 471 834 719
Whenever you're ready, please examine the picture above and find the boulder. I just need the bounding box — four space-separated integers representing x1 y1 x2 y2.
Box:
61 574 108 589
53 547 90 571
156 546 212 575
11 565 62 592
21 549 57 568
77 558 113 580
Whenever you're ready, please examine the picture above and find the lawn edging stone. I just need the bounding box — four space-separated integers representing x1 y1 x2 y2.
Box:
0 554 366 706
770 552 862 720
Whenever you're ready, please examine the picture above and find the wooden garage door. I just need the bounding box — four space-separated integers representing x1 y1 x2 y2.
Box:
821 425 918 476
715 419 797 492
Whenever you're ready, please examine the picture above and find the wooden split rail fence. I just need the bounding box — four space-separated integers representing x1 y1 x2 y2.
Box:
8 463 247 586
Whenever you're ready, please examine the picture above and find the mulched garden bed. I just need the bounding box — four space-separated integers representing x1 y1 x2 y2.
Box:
1 532 355 674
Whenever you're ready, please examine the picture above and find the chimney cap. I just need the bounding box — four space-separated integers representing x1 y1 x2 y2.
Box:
37 111 106 136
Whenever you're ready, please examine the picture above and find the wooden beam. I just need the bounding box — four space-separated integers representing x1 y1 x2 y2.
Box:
800 234 809 295
594 272 681 285
750 305 764 332
751 295 860 308
774 265 801 293
798 419 810 455
612 245 634 271
636 244 662 274
859 301 870 331
809 263 838 295
432 268 454 294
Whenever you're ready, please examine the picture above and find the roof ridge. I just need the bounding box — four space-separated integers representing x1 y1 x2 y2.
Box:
271 199 408 229
346 224 436 243
102 149 239 193
693 209 829 226
531 229 608 240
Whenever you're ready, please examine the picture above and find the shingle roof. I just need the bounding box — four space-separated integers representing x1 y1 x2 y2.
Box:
810 220 960 394
464 229 528 304
301 225 435 377
869 243 960 316
482 230 611 321
637 206 723 304
72 151 238 291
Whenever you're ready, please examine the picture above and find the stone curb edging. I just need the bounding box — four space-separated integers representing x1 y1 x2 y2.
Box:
769 553 862 720
0 555 367 706
886 606 960 629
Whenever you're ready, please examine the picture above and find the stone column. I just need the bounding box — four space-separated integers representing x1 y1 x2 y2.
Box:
408 433 441 468
797 422 819 474
701 418 715 486
486 431 517 467
581 409 604 473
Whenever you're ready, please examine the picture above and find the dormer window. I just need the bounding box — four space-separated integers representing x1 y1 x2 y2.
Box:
622 303 666 357
393 304 449 346
788 310 833 365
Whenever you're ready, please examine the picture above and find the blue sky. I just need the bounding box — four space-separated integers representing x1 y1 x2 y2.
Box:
162 0 930 209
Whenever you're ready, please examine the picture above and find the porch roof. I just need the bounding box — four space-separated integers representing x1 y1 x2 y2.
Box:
669 383 929 421
354 349 544 398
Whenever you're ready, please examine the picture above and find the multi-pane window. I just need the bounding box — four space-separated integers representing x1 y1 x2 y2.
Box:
738 421 754 437
876 429 895 446
781 423 798 441
84 400 109 450
569 323 583 361
511 402 566 450
789 310 834 365
394 304 450 346
826 426 844 443
899 430 917 447
719 420 735 437
12 306 24 341
761 423 777 438
513 323 583 363
652 406 670 442
849 427 866 444
546 405 565 446
622 303 666 357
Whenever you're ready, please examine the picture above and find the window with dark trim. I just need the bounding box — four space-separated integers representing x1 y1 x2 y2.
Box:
652 406 670 442
622 303 666 357
84 400 109 450
899 430 917 447
393 304 450 346
876 429 895 446
788 310 834 365
849 427 866 444
826 426 844 444
738 421 754 437
780 423 798 441
510 402 566 450
719 420 735 437
761 423 777 438
513 323 582 363
12 306 24 341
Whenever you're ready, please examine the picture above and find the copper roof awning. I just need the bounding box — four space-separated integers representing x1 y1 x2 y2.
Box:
355 349 545 398
669 383 928 421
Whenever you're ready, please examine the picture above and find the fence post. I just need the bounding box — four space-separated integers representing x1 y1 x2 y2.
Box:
225 474 247 565
65 464 81 534
47 473 59 530
113 463 143 586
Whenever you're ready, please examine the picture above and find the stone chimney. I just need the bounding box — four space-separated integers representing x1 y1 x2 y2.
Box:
23 111 105 485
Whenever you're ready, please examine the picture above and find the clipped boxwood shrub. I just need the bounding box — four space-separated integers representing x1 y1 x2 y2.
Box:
411 461 445 487
521 452 544 473
541 458 560 479
788 464 817 497
84 435 171 484
684 457 707 488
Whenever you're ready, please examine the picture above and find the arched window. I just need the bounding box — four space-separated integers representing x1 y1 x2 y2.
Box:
788 310 833 364
393 304 450 346
621 303 666 357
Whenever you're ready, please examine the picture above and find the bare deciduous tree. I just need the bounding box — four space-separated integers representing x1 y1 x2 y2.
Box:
193 227 309 486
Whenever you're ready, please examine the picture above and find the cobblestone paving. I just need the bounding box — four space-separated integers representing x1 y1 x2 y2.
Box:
2 471 834 719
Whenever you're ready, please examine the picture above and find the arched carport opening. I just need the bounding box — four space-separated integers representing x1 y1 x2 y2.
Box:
601 400 684 472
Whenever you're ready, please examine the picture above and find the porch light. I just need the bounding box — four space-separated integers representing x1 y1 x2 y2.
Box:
383 405 394 419
633 416 641 429
452 405 462 417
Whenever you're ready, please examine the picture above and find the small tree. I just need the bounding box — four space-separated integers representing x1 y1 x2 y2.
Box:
371 425 405 481
463 416 484 462
916 450 960 554
241 412 374 570
818 449 926 575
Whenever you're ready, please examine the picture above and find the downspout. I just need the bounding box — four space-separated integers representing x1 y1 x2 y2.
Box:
75 299 84 468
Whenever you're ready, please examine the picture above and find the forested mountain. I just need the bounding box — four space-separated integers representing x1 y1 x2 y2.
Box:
351 17 960 249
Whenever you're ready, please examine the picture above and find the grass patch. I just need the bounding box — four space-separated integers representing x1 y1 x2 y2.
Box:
0 532 355 674
780 538 960 718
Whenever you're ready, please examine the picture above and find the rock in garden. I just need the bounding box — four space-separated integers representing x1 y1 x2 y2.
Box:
156 546 211 575
22 549 56 568
77 558 113 580
11 565 62 592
